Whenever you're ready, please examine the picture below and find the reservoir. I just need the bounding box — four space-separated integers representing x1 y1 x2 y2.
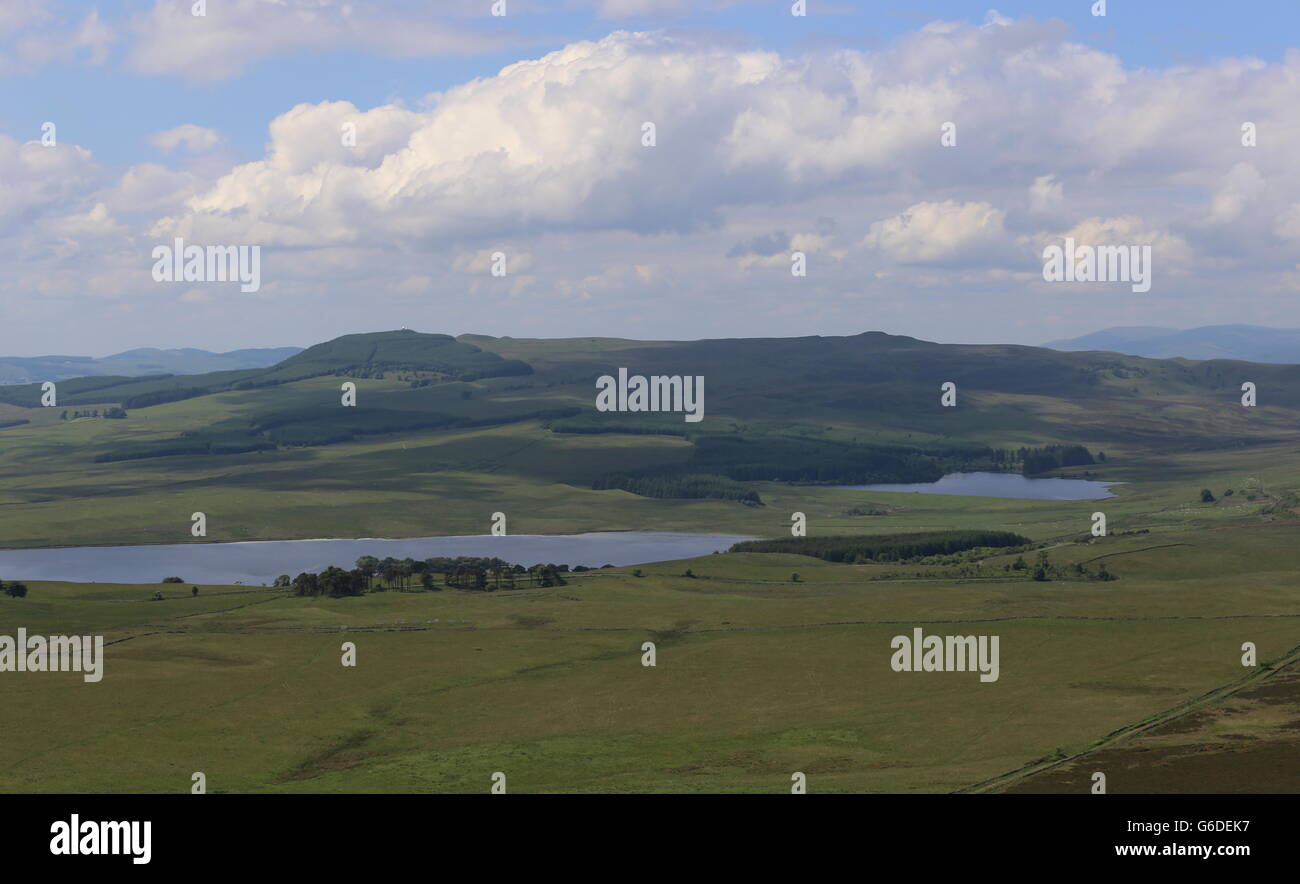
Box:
0 531 753 586
834 471 1118 500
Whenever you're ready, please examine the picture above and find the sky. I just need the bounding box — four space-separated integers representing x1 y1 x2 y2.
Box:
2 1 1299 356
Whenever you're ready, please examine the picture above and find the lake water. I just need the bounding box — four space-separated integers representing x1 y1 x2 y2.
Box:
0 532 753 585
834 471 1118 500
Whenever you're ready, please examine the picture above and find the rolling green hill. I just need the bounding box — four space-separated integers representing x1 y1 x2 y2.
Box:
0 328 1296 548
0 330 532 410
2 331 1298 794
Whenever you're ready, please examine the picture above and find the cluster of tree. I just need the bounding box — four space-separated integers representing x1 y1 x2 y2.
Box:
444 564 567 590
1260 490 1299 515
0 419 29 429
353 555 513 590
592 472 763 504
94 432 275 463
1 581 29 598
161 576 186 583
1031 551 1055 581
731 530 1031 563
60 407 127 420
576 432 1102 504
1007 445 1096 475
289 567 369 597
1076 561 1117 581
1009 552 1116 581
277 555 578 597
587 434 1055 504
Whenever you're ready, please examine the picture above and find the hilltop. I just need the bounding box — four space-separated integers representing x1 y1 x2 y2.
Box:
0 330 532 410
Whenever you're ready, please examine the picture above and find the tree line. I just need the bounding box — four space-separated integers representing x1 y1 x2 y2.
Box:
274 555 597 597
91 404 583 463
1005 444 1097 475
592 472 762 504
587 434 1101 504
730 530 1031 563
61 408 126 420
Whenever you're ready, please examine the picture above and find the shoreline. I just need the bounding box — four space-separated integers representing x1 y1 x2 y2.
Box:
0 528 755 554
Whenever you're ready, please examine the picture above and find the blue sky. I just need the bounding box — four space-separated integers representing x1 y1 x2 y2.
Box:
8 2 1298 168
2 2 1299 354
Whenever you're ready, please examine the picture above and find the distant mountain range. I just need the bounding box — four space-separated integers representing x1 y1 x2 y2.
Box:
1043 325 1300 364
9 326 1297 385
0 347 303 385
